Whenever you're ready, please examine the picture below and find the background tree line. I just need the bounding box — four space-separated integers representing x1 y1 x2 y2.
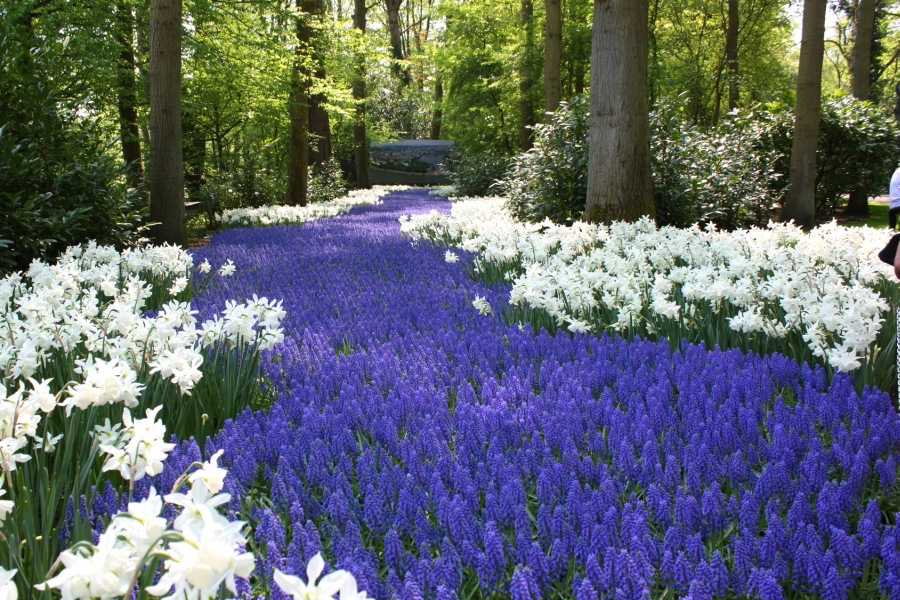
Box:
1 0 899 270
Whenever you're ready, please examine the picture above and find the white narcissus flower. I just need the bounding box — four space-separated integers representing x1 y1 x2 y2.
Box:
472 295 493 316
168 276 189 296
197 259 212 274
189 449 227 494
165 480 232 539
218 260 236 277
26 377 56 413
444 250 460 264
99 406 175 481
274 554 350 600
0 566 15 600
0 486 13 523
34 530 137 599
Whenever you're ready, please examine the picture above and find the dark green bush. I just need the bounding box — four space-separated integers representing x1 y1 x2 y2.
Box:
0 104 146 274
759 96 899 216
652 100 786 229
0 15 146 274
309 157 350 203
504 96 589 223
446 149 510 197
504 94 897 228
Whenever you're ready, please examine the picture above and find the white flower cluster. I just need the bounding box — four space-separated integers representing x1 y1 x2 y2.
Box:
36 452 253 600
219 186 412 227
37 450 373 600
0 245 285 394
401 198 894 373
428 185 458 198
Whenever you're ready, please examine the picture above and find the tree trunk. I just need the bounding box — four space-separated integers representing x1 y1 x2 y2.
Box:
521 0 536 150
845 0 877 217
149 0 186 245
182 109 205 203
287 0 316 206
386 0 409 85
726 0 740 110
115 1 143 190
584 0 655 224
353 0 371 189
782 0 827 230
430 74 443 140
543 0 562 114
309 0 332 167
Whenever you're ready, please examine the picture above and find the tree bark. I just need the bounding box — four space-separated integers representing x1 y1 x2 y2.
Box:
726 0 740 110
353 0 371 189
309 0 332 167
543 0 562 114
287 0 316 206
149 0 186 245
430 74 443 139
845 0 877 217
386 0 409 85
782 0 827 230
521 0 536 150
584 0 655 224
115 1 143 190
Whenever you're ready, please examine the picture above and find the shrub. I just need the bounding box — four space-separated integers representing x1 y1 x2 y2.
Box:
504 95 898 228
0 20 146 274
764 96 899 216
446 148 510 197
652 100 786 229
505 96 589 223
309 157 350 204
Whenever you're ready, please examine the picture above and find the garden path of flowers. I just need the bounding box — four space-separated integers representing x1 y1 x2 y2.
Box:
139 189 897 600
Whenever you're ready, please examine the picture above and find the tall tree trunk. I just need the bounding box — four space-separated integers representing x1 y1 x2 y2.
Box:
115 1 143 190
149 0 186 245
386 0 409 85
584 0 655 224
845 0 877 217
782 0 827 230
544 0 562 114
521 0 536 150
353 0 371 189
430 74 443 140
726 0 740 110
287 0 316 206
309 0 332 167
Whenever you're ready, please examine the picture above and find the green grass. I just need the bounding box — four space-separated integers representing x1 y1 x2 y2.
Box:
841 202 890 229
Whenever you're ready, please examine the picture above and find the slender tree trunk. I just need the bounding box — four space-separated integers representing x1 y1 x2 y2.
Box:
353 0 371 189
726 0 740 110
309 0 332 167
544 0 562 114
149 0 186 245
584 0 655 224
386 0 409 85
574 60 586 96
430 74 443 139
845 0 877 217
115 1 143 190
521 0 536 150
182 109 205 202
782 0 827 230
287 0 316 206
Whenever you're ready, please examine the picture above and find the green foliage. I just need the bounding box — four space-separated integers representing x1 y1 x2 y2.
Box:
808 97 898 215
504 96 589 224
652 100 786 229
739 96 899 217
0 14 146 274
309 157 350 203
446 149 510 197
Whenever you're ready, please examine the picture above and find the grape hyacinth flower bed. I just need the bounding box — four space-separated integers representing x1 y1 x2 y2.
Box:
102 189 900 600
